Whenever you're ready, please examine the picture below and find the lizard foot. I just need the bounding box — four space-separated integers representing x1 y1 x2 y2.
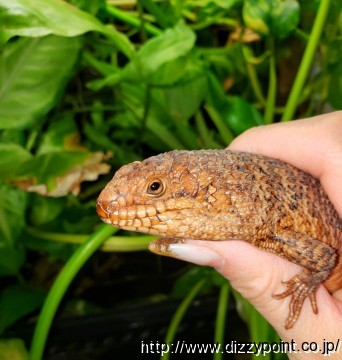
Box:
272 271 319 329
149 237 185 256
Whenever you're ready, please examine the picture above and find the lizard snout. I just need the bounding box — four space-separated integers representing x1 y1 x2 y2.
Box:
96 201 110 218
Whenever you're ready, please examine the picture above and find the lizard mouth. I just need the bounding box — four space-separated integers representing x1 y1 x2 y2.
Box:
97 200 157 219
96 200 168 235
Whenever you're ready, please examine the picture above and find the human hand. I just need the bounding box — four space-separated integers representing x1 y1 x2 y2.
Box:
162 112 342 359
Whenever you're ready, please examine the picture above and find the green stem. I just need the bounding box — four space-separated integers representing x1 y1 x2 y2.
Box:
137 0 148 43
213 282 230 360
25 226 154 252
173 0 182 19
104 4 162 36
242 46 266 106
141 85 151 133
162 277 207 360
281 0 330 121
204 104 234 145
189 17 238 31
82 51 114 76
264 38 277 124
30 225 117 360
195 111 221 149
293 28 309 42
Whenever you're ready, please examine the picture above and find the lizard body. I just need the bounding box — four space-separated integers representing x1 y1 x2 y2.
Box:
96 149 342 329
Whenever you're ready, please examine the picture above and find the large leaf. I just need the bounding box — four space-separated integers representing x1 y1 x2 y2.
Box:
206 73 263 138
243 0 300 39
29 196 65 226
14 152 95 189
0 0 134 57
224 96 264 135
0 183 26 275
0 36 81 129
0 0 105 39
163 76 208 120
0 143 32 179
0 184 27 247
123 21 196 84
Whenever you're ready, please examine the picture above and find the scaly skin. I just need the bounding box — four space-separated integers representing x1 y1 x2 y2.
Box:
96 149 342 329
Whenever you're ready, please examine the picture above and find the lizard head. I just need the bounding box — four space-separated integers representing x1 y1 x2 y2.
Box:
97 149 258 240
96 151 205 238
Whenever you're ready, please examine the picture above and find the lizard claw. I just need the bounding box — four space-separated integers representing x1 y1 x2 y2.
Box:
272 272 319 329
148 237 185 256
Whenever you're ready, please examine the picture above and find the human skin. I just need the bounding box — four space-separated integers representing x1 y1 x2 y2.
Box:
167 111 342 359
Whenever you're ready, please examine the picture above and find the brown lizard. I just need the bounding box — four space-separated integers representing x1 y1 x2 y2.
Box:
96 149 342 329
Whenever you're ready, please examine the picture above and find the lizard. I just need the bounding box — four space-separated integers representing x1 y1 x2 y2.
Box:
96 149 342 329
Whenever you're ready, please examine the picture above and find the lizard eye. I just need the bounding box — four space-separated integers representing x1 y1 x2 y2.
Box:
147 179 165 196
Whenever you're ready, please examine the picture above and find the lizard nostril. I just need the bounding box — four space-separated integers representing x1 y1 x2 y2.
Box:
96 203 107 218
96 201 119 217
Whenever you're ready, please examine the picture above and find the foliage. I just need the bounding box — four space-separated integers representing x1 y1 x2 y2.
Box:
0 0 340 359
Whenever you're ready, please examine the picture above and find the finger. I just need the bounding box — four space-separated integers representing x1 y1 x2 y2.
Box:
228 112 342 215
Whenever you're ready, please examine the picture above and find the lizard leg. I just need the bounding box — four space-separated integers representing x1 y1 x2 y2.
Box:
263 231 337 329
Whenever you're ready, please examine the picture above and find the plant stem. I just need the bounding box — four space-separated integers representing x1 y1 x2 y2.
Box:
25 226 154 252
294 28 309 42
242 46 266 106
195 111 221 149
162 277 207 360
204 104 234 145
137 0 148 43
281 0 330 121
213 282 230 360
141 84 151 134
30 225 116 360
264 38 277 124
105 4 162 36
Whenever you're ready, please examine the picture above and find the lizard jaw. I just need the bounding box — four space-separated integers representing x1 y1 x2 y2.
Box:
96 200 185 236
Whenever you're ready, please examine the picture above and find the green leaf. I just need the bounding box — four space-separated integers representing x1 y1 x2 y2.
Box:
243 0 300 38
1 0 106 40
163 76 208 120
29 196 64 226
37 113 82 155
0 285 46 334
69 0 106 15
123 21 196 84
224 96 264 135
206 71 263 137
0 183 26 275
0 0 134 57
119 82 188 150
0 247 25 277
0 36 82 130
0 339 29 360
15 152 89 184
0 184 27 247
0 143 32 179
148 56 190 86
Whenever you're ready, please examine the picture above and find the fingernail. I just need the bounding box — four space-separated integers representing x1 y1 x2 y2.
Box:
167 244 224 268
